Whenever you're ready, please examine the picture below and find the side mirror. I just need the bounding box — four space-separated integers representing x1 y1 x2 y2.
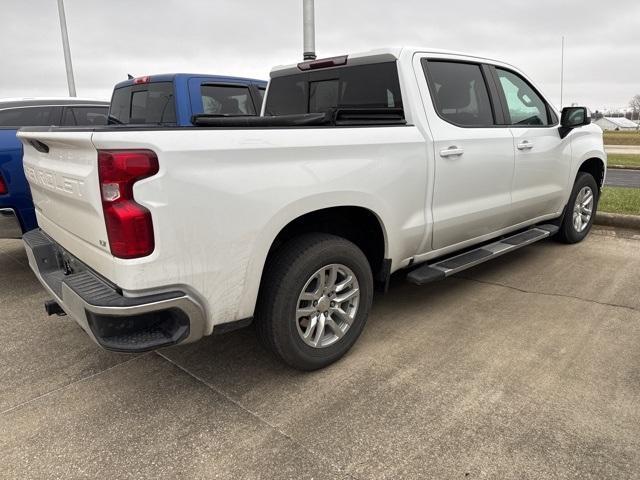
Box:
561 107 591 128
559 107 591 138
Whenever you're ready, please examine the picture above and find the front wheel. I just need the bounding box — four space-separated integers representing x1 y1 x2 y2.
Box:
255 233 373 370
556 172 599 244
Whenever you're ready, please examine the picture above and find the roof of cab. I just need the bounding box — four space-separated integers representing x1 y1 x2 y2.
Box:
0 97 109 108
269 47 516 78
270 48 403 77
113 73 268 90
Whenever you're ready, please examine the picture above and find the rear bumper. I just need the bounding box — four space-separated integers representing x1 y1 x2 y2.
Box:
23 229 206 353
0 208 23 238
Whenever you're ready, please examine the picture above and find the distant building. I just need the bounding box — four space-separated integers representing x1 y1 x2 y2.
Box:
594 116 639 131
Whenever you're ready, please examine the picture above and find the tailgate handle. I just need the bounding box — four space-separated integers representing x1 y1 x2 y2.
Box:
29 139 49 153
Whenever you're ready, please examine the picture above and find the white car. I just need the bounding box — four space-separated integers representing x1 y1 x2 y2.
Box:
18 47 606 370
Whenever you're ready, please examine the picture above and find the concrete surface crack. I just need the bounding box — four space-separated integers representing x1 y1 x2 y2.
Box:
0 248 28 268
0 354 148 416
155 351 361 480
458 276 639 314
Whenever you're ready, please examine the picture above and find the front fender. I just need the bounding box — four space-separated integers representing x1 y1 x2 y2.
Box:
561 126 606 208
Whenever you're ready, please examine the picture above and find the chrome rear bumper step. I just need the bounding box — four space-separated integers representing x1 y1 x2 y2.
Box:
407 224 559 285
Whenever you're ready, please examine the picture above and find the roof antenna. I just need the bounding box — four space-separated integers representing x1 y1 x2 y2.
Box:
127 74 134 80
303 0 316 60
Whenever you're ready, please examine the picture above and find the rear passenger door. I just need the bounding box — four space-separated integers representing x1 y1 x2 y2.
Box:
420 58 515 250
490 67 570 224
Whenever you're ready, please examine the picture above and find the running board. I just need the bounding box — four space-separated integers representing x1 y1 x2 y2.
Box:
407 224 559 285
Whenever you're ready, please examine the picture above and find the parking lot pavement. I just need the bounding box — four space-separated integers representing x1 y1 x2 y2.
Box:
1 231 639 479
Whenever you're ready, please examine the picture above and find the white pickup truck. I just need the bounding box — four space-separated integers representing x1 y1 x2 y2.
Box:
18 48 605 370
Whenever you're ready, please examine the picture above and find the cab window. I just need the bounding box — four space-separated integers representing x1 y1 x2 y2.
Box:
109 82 176 125
496 69 550 126
200 85 256 115
0 106 58 127
423 60 494 127
265 61 403 115
62 106 108 126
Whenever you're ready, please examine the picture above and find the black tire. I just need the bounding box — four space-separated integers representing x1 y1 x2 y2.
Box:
556 172 599 244
255 233 373 371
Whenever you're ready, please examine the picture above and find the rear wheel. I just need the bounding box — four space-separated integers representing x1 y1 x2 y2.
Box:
256 233 373 370
556 172 599 244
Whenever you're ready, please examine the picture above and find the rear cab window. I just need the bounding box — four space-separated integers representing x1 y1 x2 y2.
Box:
264 61 403 116
109 82 176 125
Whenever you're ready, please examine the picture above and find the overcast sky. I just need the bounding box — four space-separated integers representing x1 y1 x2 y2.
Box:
2 0 638 111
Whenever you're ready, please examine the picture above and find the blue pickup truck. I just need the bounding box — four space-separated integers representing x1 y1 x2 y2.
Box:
0 98 109 237
108 74 267 125
0 74 267 238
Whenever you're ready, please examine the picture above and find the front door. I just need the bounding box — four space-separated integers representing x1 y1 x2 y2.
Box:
421 58 515 250
492 67 571 224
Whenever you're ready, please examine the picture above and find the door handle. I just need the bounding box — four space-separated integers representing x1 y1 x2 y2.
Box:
440 146 464 157
517 141 534 150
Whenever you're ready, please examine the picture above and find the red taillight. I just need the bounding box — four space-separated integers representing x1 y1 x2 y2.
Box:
97 150 159 259
133 76 150 84
297 55 348 71
0 173 6 195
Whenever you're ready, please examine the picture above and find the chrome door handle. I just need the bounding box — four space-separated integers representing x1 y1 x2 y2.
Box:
517 141 534 150
440 146 464 157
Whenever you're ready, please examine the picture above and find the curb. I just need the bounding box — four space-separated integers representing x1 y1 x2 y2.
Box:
595 212 640 231
608 165 640 171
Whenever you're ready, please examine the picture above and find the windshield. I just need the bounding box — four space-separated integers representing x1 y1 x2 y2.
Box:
108 82 176 125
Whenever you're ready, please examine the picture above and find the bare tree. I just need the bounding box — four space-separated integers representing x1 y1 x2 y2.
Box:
629 94 640 121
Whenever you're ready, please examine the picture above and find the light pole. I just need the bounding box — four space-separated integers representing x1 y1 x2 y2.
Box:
57 0 77 97
303 0 316 60
560 36 565 108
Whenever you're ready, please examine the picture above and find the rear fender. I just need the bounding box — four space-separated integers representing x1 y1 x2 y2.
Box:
236 192 391 320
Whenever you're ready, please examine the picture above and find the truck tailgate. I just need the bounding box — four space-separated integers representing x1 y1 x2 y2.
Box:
18 131 110 254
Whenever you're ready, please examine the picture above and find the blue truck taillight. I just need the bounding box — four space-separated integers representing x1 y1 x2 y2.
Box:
0 173 7 195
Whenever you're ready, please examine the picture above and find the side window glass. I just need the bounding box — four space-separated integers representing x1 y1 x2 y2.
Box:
200 85 256 115
425 61 494 127
62 107 77 126
0 106 56 127
496 69 549 126
70 107 108 126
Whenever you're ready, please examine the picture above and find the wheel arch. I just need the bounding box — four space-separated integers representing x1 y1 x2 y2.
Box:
236 193 392 320
265 205 388 277
577 156 606 190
